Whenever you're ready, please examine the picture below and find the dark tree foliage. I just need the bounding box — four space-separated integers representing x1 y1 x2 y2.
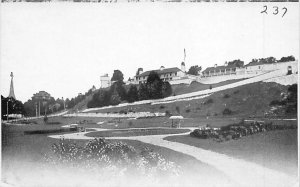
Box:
227 59 244 68
136 68 143 76
187 65 201 76
1 96 25 119
110 89 121 106
146 71 163 99
111 70 124 83
286 84 297 114
127 85 139 103
249 57 277 65
138 83 149 101
110 81 127 101
162 82 172 98
146 71 161 84
278 56 296 62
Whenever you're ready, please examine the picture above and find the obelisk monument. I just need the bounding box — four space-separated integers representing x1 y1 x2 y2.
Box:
8 72 16 99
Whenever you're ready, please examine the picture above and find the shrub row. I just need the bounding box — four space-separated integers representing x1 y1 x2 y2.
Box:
190 122 297 142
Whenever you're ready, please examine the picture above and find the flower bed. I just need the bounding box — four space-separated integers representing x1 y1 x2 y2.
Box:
190 122 297 142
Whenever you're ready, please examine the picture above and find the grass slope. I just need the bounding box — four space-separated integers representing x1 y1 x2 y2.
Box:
172 78 246 96
165 129 298 177
87 82 292 118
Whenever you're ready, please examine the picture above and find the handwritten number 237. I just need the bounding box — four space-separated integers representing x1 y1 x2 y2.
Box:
261 6 287 17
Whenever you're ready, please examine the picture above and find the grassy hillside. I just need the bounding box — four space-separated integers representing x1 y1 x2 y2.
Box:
87 82 294 118
172 78 246 96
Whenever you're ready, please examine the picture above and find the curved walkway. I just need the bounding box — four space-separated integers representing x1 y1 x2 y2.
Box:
48 128 298 187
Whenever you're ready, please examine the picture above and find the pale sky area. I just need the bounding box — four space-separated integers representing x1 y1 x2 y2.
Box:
0 3 299 103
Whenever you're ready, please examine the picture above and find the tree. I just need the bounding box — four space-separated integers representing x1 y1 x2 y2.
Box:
147 71 161 84
110 89 121 106
111 70 124 83
136 68 143 76
228 59 244 68
2 96 25 119
162 82 172 98
127 85 139 103
265 57 277 64
146 71 163 99
110 81 127 101
187 65 201 75
279 56 295 62
138 83 149 101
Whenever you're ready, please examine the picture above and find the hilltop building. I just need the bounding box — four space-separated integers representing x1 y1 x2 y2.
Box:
245 60 298 74
100 74 111 88
201 63 245 77
132 63 187 84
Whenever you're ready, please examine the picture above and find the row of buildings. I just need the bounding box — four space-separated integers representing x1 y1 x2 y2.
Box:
100 59 298 88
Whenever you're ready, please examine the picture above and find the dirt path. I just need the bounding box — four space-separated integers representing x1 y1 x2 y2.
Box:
49 128 298 187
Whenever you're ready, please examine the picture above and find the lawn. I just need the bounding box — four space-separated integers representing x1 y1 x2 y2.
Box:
1 123 235 186
171 78 247 96
85 128 190 137
164 129 298 177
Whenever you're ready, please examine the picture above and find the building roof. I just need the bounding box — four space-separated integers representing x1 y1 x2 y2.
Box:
136 67 182 77
202 64 238 73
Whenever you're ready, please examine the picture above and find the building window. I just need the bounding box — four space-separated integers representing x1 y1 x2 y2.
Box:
258 66 260 69
170 73 172 76
175 72 177 76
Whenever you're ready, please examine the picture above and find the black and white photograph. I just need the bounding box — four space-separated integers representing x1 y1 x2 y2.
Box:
0 2 299 187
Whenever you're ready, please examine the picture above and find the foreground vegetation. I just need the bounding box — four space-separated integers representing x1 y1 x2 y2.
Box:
2 123 233 186
45 138 180 179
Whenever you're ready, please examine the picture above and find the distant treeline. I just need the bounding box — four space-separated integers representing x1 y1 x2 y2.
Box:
248 56 296 66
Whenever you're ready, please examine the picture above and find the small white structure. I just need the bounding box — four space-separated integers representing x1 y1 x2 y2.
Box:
169 115 184 128
245 60 298 74
100 74 111 88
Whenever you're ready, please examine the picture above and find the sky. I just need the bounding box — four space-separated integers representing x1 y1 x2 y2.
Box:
0 3 299 103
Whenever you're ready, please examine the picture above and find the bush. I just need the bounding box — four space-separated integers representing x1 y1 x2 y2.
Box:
185 109 191 113
175 106 180 114
223 94 230 98
269 100 286 106
165 110 171 117
160 105 165 109
43 115 48 124
119 110 127 114
222 108 233 115
233 90 239 94
204 98 213 105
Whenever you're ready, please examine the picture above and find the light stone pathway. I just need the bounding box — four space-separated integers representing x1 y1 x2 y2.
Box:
48 128 298 187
